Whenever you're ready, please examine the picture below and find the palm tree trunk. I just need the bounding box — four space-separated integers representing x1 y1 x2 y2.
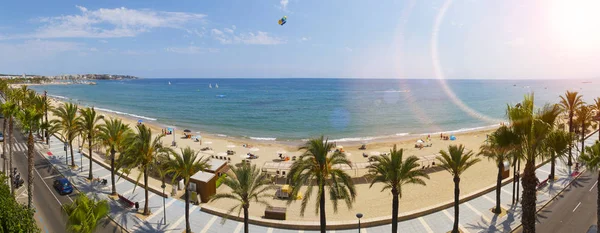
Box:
88 134 93 180
143 168 150 215
452 175 460 233
516 159 521 203
9 117 14 196
244 205 249 233
110 148 117 196
27 131 34 209
568 114 573 166
392 189 399 233
581 122 585 158
550 151 556 180
521 160 537 233
2 116 6 175
44 91 48 145
512 156 517 205
320 184 326 233
185 184 190 233
494 161 502 214
69 140 75 167
596 171 599 230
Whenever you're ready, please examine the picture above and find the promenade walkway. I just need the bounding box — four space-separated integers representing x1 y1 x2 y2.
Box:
27 132 597 233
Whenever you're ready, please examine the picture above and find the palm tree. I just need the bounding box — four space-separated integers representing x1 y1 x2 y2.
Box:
437 144 480 233
210 163 277 233
508 94 561 233
545 130 570 180
118 124 167 215
51 103 80 167
63 192 110 233
97 118 131 196
17 107 43 209
162 147 210 233
478 126 517 214
594 97 600 142
579 142 600 229
560 91 584 166
1 101 18 195
366 145 429 233
78 107 103 180
575 105 594 154
287 136 357 233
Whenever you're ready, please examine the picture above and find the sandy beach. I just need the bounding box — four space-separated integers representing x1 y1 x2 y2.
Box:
44 96 507 222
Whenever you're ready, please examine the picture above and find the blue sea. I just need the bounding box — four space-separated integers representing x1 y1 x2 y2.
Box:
30 78 599 143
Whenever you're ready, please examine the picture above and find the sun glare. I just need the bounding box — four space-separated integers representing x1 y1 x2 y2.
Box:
549 0 600 49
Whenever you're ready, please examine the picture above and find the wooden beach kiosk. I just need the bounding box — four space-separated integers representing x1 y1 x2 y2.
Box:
189 158 229 203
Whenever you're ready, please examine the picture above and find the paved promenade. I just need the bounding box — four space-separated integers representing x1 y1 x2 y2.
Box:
25 132 597 233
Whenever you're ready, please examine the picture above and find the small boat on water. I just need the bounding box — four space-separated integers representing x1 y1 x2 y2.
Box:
168 81 171 85
209 84 212 88
216 83 219 88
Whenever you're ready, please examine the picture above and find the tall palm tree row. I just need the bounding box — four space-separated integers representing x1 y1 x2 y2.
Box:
162 147 211 233
51 103 80 167
17 106 43 209
78 107 103 180
287 136 357 233
97 118 131 196
210 163 277 233
478 126 517 214
437 144 480 233
366 145 429 233
575 105 595 154
509 94 561 233
1 100 18 195
117 124 167 215
579 142 600 230
63 192 110 233
560 91 584 166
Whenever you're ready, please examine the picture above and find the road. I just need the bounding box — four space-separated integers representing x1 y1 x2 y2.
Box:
514 170 598 233
5 118 126 233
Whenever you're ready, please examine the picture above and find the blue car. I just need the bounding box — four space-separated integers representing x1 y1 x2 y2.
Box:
53 178 73 195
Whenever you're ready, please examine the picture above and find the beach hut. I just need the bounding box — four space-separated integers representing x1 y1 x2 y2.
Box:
189 171 216 203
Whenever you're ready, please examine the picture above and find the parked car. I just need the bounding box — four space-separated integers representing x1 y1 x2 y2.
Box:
0 132 3 142
53 178 73 195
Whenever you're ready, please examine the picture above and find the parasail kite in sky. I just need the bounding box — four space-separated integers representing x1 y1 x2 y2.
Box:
278 16 287 25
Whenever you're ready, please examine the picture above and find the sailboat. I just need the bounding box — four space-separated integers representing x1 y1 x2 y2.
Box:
215 83 219 88
168 81 171 85
209 84 212 88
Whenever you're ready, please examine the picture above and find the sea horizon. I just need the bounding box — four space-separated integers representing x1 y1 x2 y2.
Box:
29 78 599 143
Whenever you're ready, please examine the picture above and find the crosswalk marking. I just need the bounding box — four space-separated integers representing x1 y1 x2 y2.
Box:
465 202 490 223
418 217 434 233
501 188 512 196
481 194 509 211
233 222 243 233
537 169 550 174
146 198 178 222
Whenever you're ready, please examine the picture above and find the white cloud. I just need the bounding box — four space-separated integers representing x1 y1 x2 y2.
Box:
211 29 284 45
345 47 353 52
0 39 82 57
224 28 234 34
280 0 289 11
505 38 525 47
27 6 206 39
165 46 219 54
99 40 108 43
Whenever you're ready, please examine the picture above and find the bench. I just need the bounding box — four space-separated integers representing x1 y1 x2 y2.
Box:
118 194 135 208
265 207 286 220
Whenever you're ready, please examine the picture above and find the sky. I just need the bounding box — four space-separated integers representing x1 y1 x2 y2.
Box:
1 0 600 79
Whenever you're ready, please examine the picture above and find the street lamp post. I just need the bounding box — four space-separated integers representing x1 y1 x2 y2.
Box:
356 213 363 233
161 182 166 224
79 146 82 171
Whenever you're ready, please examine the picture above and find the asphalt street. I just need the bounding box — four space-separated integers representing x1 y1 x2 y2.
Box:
3 118 126 233
514 170 598 233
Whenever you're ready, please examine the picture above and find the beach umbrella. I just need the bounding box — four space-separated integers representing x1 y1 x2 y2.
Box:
137 119 143 124
217 152 227 157
277 150 287 154
416 139 424 143
204 141 213 144
227 144 236 148
370 151 381 156
249 147 260 152
183 129 192 133
336 145 344 149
